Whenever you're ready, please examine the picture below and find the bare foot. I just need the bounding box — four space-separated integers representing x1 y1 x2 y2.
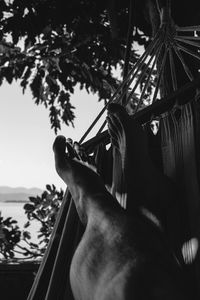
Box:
53 135 121 223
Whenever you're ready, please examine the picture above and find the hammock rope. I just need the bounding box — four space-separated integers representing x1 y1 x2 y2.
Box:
176 25 200 32
175 36 200 43
135 43 162 113
126 35 163 104
79 29 162 143
169 47 178 91
122 0 134 106
79 11 200 145
176 44 200 62
173 45 194 81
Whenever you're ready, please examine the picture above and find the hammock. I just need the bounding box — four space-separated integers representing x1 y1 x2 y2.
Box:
27 3 200 300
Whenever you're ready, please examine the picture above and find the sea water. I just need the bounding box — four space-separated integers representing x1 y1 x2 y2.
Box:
0 202 29 227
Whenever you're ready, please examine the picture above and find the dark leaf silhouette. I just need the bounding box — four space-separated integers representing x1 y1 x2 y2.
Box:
23 203 35 212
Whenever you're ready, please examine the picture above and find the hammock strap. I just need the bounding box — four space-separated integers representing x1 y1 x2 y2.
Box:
172 45 194 81
122 0 134 106
175 36 200 41
169 47 178 91
152 46 169 100
176 25 200 32
176 44 200 61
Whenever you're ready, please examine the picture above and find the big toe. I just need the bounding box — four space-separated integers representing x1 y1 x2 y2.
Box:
53 135 66 155
53 136 68 177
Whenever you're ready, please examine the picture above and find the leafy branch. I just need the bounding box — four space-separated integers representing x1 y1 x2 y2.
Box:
0 184 64 260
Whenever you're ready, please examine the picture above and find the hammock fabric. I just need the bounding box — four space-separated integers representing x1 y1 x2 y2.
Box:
110 146 127 208
94 143 113 190
160 99 200 298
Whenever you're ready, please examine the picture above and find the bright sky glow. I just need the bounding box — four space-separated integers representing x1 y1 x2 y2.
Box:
0 81 105 190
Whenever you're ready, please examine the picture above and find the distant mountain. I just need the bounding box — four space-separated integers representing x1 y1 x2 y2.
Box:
0 186 42 195
0 186 43 203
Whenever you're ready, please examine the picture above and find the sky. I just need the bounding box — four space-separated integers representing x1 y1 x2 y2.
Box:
0 81 106 190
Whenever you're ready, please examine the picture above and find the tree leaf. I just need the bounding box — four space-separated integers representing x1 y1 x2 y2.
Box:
23 203 35 212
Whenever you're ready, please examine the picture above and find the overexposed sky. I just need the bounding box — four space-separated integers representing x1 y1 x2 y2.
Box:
0 81 105 190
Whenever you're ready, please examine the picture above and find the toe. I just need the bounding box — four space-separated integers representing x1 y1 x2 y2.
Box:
53 135 66 155
66 139 77 158
53 136 68 175
74 142 87 161
66 138 73 146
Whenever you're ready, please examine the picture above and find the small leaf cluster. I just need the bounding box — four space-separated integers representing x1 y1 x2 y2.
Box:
0 215 21 259
23 184 64 250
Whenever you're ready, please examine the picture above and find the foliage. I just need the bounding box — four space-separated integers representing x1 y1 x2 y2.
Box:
23 184 64 252
0 0 151 133
0 1 200 132
0 184 64 260
0 214 21 259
